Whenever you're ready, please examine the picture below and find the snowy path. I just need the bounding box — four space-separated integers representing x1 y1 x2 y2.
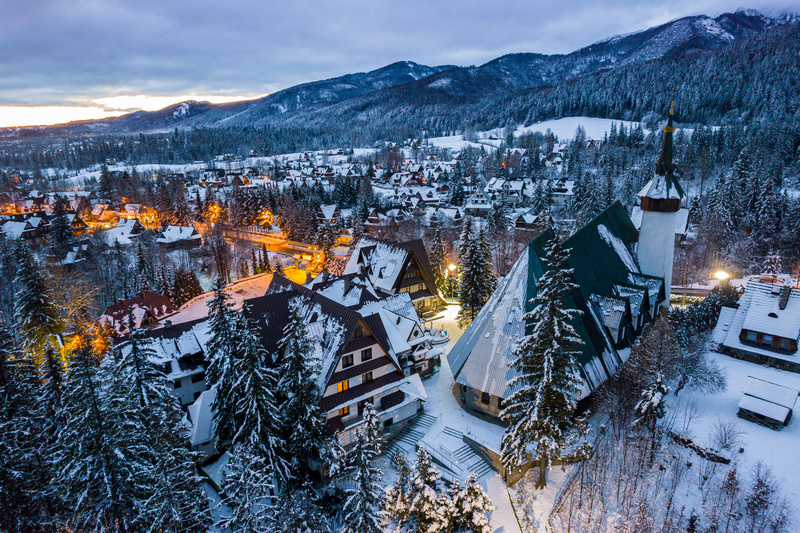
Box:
421 305 522 533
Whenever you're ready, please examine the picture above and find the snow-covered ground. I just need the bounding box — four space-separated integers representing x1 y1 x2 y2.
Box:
681 352 800 505
423 116 649 153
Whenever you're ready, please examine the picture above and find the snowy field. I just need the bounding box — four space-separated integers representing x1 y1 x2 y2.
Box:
681 352 800 505
424 116 649 153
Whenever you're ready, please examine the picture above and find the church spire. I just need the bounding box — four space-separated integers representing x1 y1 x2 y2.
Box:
655 101 677 177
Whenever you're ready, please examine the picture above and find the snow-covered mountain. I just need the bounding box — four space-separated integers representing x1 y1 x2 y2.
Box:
35 8 784 133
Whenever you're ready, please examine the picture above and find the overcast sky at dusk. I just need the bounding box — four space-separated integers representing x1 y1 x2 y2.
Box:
1 0 798 127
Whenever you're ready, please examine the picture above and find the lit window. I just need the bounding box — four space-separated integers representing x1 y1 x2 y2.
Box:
339 406 349 417
338 380 349 393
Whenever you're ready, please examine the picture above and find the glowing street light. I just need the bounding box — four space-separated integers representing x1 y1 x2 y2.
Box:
715 270 729 281
448 264 456 273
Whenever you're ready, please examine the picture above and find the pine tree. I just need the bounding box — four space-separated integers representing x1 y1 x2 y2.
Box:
274 482 331 532
261 243 272 273
342 429 383 533
228 307 287 477
49 195 74 257
460 473 495 533
458 221 496 328
113 326 211 531
430 226 446 293
277 298 327 486
205 278 239 450
500 236 589 488
57 340 137 531
383 452 413 527
14 242 60 359
407 447 446 532
217 440 279 533
0 323 61 530
633 374 669 464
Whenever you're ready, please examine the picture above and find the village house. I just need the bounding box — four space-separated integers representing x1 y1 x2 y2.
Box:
344 237 447 320
156 225 203 248
100 291 180 336
713 281 800 373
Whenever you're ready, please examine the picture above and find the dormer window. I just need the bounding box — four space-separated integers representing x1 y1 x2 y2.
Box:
763 335 774 346
746 331 757 342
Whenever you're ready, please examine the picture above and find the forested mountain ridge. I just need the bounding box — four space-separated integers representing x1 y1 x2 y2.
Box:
11 8 794 138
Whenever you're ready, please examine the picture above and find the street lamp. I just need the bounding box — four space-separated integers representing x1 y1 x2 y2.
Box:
715 270 729 281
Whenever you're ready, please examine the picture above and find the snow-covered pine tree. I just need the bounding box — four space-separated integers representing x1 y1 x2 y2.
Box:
360 402 384 460
13 242 60 359
227 306 287 480
273 482 331 533
0 322 61 529
430 226 446 293
460 473 495 533
57 338 138 531
277 298 327 486
633 374 668 464
205 278 239 450
113 326 211 531
442 479 464 532
49 195 74 257
383 451 412 527
218 439 280 533
458 219 496 328
407 447 445 532
342 429 383 533
500 235 588 488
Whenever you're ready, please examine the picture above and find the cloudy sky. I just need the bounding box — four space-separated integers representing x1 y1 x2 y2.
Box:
1 0 797 127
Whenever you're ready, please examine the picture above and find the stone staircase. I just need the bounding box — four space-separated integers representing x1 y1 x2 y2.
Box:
384 413 438 458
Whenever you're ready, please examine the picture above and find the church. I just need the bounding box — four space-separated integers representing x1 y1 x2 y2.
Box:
447 107 685 420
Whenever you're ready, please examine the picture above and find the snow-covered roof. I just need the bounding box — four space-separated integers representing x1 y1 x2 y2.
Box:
741 284 800 338
738 376 798 423
399 373 428 402
344 237 410 294
630 206 689 236
448 247 528 399
598 223 639 273
1 220 30 239
188 386 216 446
157 225 202 243
717 282 800 362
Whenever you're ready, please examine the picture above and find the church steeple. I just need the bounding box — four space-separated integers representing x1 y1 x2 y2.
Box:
638 103 685 204
655 101 676 177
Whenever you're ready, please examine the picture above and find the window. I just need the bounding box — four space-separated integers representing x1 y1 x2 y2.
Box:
497 397 503 408
763 335 774 346
352 326 364 340
191 372 205 384
481 392 490 404
780 339 791 350
383 418 393 428
338 406 350 417
361 348 373 362
342 354 354 369
362 371 373 384
338 380 350 393
746 331 757 342
162 362 172 374
174 380 182 389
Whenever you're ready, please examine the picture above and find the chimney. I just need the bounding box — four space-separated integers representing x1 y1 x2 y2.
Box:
779 285 791 311
344 275 351 294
